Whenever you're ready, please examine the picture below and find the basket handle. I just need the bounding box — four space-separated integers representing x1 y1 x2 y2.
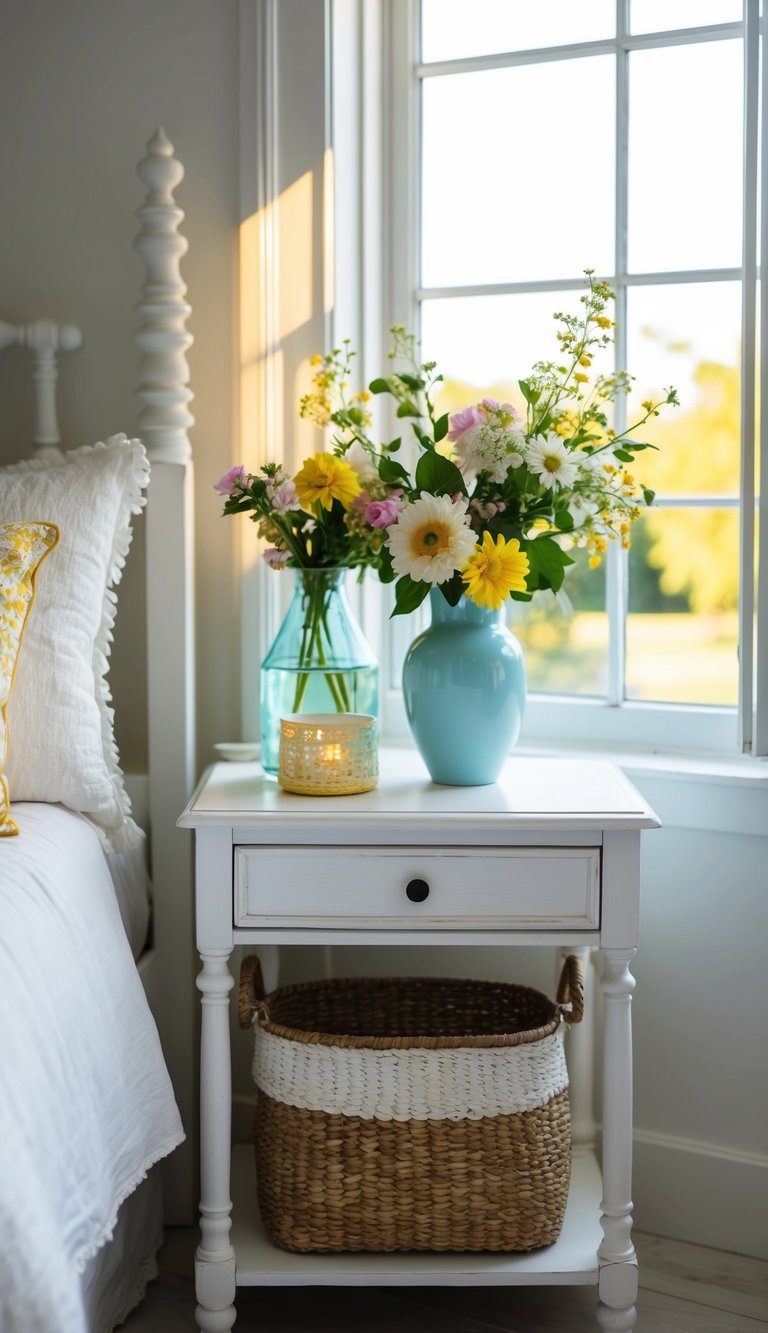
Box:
238 954 267 1029
556 954 585 1024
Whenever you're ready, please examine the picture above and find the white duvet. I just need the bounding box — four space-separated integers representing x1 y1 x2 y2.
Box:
0 804 185 1333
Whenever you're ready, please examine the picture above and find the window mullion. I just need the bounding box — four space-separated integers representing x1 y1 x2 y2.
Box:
740 0 760 751
754 0 768 754
607 0 631 708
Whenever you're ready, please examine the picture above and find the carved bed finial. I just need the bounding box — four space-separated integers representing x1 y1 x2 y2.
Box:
134 127 194 463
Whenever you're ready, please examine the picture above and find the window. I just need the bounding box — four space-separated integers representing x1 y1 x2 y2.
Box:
365 0 765 754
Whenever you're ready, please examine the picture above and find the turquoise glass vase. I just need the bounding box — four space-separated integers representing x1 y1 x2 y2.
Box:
260 567 378 776
402 590 526 786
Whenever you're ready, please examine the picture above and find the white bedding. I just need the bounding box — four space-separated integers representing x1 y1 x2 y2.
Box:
0 803 185 1333
104 834 151 961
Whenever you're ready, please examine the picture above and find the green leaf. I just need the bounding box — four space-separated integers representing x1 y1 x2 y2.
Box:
412 423 433 448
612 448 634 462
369 377 391 394
391 575 430 617
525 535 574 594
386 437 402 453
397 372 425 392
519 379 541 405
377 547 396 583
622 438 657 452
433 412 449 444
415 450 466 497
554 507 574 532
642 486 656 506
396 400 422 418
439 571 465 606
378 457 411 486
509 588 533 603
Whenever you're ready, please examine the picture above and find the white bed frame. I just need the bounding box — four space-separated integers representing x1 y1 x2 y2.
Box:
0 128 197 1226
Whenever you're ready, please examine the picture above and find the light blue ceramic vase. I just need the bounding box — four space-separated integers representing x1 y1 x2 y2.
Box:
402 590 526 786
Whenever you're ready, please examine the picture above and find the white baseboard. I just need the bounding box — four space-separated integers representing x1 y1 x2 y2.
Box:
633 1128 768 1260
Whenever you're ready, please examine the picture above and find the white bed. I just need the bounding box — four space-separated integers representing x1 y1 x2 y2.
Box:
0 130 197 1332
0 806 183 1333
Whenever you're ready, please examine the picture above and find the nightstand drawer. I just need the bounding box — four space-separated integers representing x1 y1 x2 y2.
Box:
234 845 600 930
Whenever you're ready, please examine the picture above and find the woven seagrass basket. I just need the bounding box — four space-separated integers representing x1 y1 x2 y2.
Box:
238 954 584 1255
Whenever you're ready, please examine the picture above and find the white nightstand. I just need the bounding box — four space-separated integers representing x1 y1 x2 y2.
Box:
178 748 659 1333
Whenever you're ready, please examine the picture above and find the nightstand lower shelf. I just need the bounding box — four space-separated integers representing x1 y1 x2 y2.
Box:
230 1143 602 1287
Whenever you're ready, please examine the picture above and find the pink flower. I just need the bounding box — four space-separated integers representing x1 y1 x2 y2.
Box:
481 398 521 423
263 547 290 569
214 464 247 495
270 480 300 515
365 495 403 528
447 405 484 441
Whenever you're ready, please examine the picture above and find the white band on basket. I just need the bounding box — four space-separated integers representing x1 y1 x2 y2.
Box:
252 1025 568 1122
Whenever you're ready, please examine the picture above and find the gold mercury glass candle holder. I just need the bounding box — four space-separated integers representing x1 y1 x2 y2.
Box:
278 713 379 796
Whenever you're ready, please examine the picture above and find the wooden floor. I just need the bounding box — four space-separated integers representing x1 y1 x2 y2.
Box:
122 1229 768 1332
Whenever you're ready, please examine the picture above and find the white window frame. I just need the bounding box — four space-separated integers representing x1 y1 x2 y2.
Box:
330 0 766 758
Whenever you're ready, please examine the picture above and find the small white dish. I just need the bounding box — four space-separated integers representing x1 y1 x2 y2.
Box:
213 741 262 763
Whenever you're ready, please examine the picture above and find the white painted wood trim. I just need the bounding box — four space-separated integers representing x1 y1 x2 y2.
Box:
0 317 82 456
234 844 601 930
561 945 597 1149
134 128 194 464
144 463 197 1223
135 128 197 1225
633 1129 768 1262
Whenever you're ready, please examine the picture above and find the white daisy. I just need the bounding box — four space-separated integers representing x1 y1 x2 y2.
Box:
386 493 477 584
526 432 579 490
454 423 525 484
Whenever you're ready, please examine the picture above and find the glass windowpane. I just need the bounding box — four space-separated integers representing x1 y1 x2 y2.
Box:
625 282 741 497
422 0 615 63
626 509 739 704
509 547 609 697
628 41 742 273
631 0 742 34
421 58 615 288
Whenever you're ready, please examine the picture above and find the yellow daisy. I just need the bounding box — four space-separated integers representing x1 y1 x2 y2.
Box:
294 453 361 511
462 531 529 610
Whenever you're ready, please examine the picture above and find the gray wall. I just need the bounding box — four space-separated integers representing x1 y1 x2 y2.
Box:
0 0 241 770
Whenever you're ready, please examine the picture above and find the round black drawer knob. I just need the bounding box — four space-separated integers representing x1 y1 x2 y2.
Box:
406 878 430 903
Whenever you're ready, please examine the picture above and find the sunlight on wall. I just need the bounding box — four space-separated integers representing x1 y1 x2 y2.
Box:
239 170 316 574
278 171 314 341
323 147 335 317
292 357 321 468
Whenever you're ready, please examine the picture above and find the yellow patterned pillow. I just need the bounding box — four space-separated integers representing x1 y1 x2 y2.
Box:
1 521 59 835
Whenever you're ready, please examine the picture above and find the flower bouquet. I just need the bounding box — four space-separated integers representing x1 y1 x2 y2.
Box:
218 272 676 782
215 447 381 772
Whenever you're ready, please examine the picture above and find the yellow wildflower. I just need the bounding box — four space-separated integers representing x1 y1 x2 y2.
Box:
579 355 592 367
294 453 361 511
462 532 529 610
574 372 589 383
589 554 602 569
641 399 654 412
596 315 613 329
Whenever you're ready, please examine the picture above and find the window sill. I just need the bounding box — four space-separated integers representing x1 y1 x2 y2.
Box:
517 739 768 789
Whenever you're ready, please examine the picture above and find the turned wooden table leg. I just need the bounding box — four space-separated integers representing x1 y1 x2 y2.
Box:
597 947 638 1331
195 949 236 1333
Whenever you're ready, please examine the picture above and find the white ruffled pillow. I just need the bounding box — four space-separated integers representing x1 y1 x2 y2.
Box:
0 436 150 851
